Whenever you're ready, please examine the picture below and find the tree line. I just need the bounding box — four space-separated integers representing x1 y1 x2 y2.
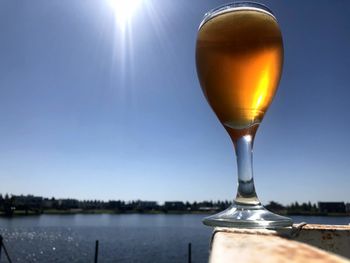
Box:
0 194 348 216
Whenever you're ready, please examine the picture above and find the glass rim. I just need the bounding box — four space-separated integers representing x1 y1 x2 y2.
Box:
198 1 277 30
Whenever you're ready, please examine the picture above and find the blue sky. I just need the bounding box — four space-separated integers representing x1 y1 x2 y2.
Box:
0 0 349 205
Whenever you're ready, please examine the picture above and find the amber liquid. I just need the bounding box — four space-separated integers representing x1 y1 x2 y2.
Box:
196 9 283 139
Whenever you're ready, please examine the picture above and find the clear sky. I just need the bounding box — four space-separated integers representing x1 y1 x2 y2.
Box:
0 0 349 205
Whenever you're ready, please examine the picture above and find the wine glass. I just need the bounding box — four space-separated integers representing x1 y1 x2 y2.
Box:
195 2 292 228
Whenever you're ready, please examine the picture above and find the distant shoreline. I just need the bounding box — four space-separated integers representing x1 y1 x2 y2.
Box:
1 194 349 218
1 209 349 217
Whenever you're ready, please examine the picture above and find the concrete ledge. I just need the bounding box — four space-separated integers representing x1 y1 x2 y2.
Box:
210 224 350 263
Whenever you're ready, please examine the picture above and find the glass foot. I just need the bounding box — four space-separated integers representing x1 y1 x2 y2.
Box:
203 203 292 229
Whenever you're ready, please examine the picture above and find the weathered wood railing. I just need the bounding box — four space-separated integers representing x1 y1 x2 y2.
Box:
209 224 350 263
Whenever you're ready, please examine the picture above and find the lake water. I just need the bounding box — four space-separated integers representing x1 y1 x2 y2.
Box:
0 214 349 262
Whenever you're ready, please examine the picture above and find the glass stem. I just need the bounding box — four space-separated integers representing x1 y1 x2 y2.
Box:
233 134 260 205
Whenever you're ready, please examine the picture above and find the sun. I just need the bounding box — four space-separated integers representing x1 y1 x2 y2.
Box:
107 0 143 29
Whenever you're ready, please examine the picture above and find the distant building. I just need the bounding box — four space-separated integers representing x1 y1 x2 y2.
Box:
164 201 185 211
58 199 79 209
108 200 123 210
318 202 346 213
79 200 103 210
42 198 54 209
13 195 43 210
346 203 350 213
137 201 158 210
198 206 220 212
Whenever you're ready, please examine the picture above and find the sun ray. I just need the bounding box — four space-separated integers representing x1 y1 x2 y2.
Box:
106 0 143 103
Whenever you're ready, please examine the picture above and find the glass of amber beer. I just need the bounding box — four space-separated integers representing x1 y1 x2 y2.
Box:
196 2 292 228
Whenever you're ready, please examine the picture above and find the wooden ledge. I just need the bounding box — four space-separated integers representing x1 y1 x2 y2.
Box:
210 224 350 263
